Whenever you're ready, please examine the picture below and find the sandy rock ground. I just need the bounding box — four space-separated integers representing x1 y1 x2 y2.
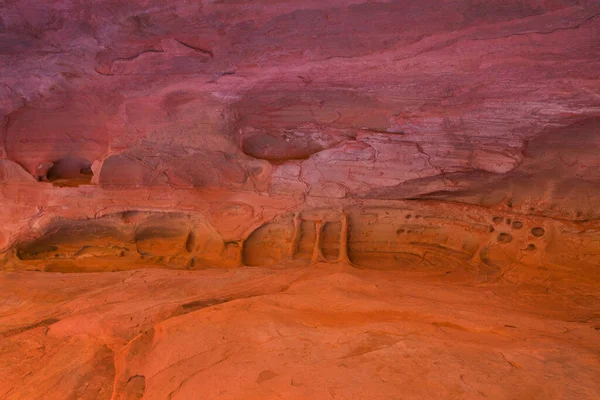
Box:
1 262 599 399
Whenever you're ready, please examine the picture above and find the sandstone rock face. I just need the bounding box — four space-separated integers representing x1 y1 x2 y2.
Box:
1 1 599 399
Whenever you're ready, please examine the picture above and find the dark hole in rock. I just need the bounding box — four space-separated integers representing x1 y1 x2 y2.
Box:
185 232 196 253
512 221 523 229
47 156 93 187
241 129 341 162
80 166 93 175
295 220 316 261
531 227 545 237
243 218 295 266
497 233 513 243
321 221 341 261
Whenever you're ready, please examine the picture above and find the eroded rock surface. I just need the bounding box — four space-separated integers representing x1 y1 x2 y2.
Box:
1 0 599 398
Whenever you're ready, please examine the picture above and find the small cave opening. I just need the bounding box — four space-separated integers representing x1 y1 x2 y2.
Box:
45 156 94 187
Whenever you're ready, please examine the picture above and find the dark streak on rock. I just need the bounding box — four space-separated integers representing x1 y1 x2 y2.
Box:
361 127 405 135
113 49 165 63
472 13 600 41
0 317 59 338
209 71 236 83
180 298 231 312
174 39 213 58
94 68 114 76
99 49 165 75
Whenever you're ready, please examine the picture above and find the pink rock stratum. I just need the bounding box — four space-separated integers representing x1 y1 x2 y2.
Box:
0 1 599 399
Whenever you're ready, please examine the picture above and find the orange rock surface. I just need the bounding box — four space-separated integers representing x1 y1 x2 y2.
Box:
1 0 599 398
1 263 599 399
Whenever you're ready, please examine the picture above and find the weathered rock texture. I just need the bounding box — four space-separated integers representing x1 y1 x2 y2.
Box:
1 0 599 398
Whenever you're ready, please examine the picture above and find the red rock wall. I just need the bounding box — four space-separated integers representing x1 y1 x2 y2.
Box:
2 0 600 268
